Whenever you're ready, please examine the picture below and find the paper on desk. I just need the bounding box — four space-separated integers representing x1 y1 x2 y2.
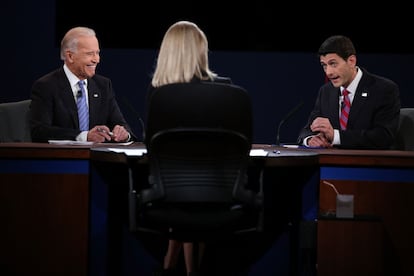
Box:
99 141 134 146
48 140 134 146
107 148 147 156
48 140 94 145
106 148 266 157
282 144 300 149
249 149 268 156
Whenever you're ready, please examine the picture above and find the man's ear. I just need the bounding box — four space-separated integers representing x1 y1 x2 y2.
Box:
66 50 75 63
347 54 357 66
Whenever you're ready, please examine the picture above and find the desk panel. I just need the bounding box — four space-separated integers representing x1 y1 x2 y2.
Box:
3 143 414 276
316 148 414 276
89 147 320 276
0 143 90 276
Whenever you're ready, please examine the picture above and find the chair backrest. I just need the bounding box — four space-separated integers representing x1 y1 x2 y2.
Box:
143 128 253 205
393 108 414 150
0 99 32 142
145 82 253 145
135 82 262 233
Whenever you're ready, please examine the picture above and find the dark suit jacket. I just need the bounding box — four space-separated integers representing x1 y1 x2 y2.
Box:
30 67 135 142
297 68 401 149
145 76 232 110
144 76 233 140
143 76 254 146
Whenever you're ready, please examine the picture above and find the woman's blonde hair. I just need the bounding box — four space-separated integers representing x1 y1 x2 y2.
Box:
151 21 217 87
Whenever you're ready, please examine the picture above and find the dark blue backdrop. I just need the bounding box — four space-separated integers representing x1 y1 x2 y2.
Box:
5 0 414 144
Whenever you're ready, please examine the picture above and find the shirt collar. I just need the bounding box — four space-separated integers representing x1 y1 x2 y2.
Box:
63 64 88 93
341 66 363 95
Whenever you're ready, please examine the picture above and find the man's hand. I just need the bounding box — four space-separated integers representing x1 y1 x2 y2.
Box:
311 117 334 142
308 133 333 148
87 125 130 142
87 125 113 142
111 125 130 142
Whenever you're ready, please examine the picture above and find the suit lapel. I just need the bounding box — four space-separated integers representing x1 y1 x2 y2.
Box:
57 69 79 127
348 73 371 128
329 88 341 128
86 79 101 126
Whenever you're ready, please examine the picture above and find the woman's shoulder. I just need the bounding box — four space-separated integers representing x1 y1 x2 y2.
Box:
212 75 232 84
190 75 232 84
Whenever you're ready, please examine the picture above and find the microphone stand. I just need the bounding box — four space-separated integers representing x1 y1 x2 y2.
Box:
275 101 304 146
121 97 146 142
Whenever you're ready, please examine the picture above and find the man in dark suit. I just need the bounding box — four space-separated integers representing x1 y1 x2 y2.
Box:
30 26 135 143
297 35 400 149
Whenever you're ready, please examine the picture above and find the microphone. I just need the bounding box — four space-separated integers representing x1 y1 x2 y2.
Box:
275 101 304 146
340 95 344 110
77 91 82 98
121 96 146 142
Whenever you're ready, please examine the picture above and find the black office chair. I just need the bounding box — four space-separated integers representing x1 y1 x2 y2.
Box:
393 108 414 151
0 99 32 142
128 82 264 273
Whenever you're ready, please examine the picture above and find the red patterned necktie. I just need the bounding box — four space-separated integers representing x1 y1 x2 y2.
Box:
340 89 351 130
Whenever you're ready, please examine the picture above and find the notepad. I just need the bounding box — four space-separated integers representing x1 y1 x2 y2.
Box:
249 149 268 156
48 140 94 145
107 148 147 156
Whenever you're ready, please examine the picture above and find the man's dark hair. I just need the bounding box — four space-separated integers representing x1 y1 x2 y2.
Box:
318 35 356 60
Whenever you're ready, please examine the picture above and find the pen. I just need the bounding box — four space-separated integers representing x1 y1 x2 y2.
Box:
97 128 113 136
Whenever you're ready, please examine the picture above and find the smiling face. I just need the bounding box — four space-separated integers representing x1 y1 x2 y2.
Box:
320 53 357 88
65 35 100 80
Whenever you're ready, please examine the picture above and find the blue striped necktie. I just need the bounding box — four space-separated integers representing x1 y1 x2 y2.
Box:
77 80 89 131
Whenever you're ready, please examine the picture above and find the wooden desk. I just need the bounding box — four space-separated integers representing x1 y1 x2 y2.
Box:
0 143 90 276
311 148 414 276
89 145 321 276
3 143 414 276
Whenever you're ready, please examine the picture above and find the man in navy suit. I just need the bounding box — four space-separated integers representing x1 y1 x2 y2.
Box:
297 35 400 149
30 26 135 143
